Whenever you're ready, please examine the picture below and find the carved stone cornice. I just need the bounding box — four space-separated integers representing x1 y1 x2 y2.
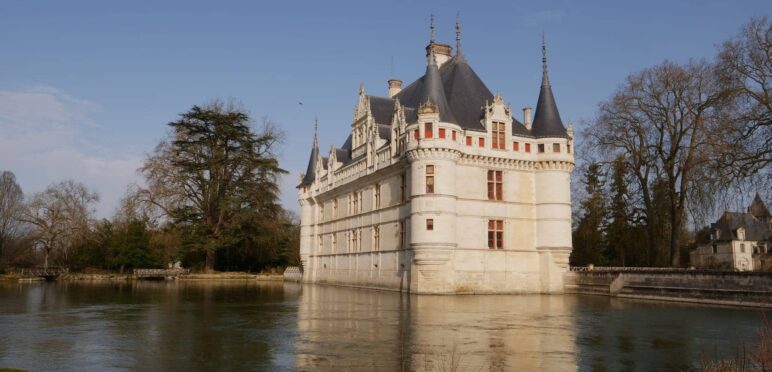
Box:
459 155 536 170
405 147 462 162
534 160 575 171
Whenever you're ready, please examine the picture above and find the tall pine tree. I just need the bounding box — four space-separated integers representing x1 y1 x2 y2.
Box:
571 163 608 266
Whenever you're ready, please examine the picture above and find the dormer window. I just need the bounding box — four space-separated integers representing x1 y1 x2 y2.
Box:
492 122 506 149
737 228 745 241
425 122 433 138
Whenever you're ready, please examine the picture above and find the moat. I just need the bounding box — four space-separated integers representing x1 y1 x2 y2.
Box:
0 281 764 371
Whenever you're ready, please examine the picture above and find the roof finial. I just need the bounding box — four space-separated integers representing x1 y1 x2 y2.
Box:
313 116 319 148
455 12 462 56
430 14 436 43
542 32 550 86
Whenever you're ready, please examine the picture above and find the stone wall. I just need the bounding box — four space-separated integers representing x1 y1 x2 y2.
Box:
565 269 772 307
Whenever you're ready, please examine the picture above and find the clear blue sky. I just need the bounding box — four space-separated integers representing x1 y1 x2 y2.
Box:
0 0 768 217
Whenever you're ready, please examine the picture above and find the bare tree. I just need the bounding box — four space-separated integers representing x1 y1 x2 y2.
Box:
587 60 731 266
0 171 24 262
22 180 99 268
715 17 772 178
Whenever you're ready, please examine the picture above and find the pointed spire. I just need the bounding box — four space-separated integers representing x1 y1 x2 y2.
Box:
455 12 463 57
300 117 321 187
313 116 319 148
430 14 436 43
542 32 550 87
531 33 566 138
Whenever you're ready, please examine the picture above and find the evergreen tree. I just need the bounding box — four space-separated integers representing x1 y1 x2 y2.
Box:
571 163 608 266
140 101 287 271
605 157 632 266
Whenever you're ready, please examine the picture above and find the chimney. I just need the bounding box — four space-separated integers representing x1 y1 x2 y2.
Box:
523 107 532 130
425 42 453 67
388 79 403 98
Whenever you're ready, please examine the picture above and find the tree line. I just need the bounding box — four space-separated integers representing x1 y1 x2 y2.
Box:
0 101 300 273
571 17 770 267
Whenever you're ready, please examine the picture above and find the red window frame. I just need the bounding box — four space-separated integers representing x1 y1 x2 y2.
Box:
492 122 506 149
414 129 419 140
488 220 504 249
487 170 503 201
479 137 485 148
466 136 472 146
525 143 531 153
439 128 446 138
513 142 519 152
425 122 433 138
425 165 435 194
426 219 434 231
452 131 457 141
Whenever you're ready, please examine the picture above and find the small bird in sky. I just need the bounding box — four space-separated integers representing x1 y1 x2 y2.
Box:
298 102 303 105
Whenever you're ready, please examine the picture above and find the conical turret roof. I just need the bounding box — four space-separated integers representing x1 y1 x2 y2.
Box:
531 37 567 138
298 123 319 188
748 193 770 220
416 52 457 124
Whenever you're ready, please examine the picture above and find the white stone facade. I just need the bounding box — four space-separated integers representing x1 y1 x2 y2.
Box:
297 31 574 294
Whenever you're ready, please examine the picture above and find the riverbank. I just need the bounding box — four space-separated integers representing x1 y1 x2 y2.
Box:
565 269 772 308
0 271 284 282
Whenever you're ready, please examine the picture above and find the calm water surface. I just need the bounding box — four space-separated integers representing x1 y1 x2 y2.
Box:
0 281 764 371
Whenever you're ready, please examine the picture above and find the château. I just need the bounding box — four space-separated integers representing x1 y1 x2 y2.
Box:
297 19 575 294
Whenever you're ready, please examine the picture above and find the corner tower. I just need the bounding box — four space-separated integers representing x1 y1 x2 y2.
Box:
532 35 574 292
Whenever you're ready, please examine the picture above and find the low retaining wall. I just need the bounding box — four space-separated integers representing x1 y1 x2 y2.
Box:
565 268 772 307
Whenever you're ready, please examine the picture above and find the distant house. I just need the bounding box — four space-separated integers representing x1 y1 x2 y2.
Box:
690 194 772 271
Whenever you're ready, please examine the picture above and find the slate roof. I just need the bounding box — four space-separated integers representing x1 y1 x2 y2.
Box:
531 60 568 138
711 212 772 242
299 140 319 187
368 96 396 125
300 40 568 188
748 193 771 221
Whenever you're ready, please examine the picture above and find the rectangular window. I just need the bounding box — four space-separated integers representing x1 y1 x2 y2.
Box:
332 199 338 219
439 128 446 138
426 219 434 231
740 243 745 253
414 129 419 140
513 142 520 152
373 226 380 251
538 144 545 153
487 170 503 201
425 165 435 194
400 220 406 249
479 137 485 148
492 122 506 149
400 173 407 203
553 143 560 153
525 143 531 153
425 122 433 138
452 131 457 141
358 191 363 213
488 220 504 249
466 136 472 146
567 144 571 154
712 244 718 254
352 193 358 214
374 183 381 209
319 204 324 221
